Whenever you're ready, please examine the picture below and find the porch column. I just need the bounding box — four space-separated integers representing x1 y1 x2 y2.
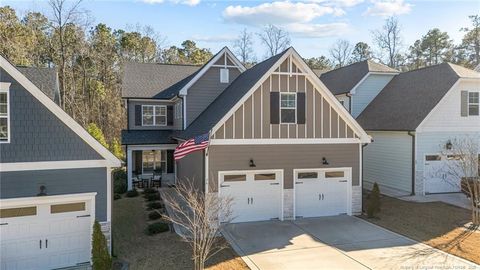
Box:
127 148 133 190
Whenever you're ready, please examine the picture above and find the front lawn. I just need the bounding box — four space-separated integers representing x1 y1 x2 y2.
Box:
361 194 479 264
112 194 248 270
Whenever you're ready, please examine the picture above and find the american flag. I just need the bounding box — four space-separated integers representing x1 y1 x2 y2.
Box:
174 133 209 161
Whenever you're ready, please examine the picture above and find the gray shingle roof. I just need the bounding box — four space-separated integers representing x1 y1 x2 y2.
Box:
357 62 479 131
121 130 176 145
122 62 200 99
17 66 59 102
177 49 289 139
319 60 398 95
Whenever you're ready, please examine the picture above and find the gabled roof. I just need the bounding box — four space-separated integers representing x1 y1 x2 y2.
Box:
357 62 480 131
319 60 398 95
0 55 122 167
17 66 59 103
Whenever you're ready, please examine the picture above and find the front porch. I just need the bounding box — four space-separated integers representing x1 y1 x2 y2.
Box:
126 145 177 190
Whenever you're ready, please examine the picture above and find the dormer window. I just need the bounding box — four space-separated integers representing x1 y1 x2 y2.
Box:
142 105 167 126
0 83 9 143
220 68 229 83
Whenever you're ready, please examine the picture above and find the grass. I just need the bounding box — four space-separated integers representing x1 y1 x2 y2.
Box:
361 194 479 264
113 195 249 270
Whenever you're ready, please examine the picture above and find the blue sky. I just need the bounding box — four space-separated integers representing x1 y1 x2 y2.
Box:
4 0 479 59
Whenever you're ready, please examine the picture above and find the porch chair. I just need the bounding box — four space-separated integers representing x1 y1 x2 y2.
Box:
151 170 162 188
132 171 143 188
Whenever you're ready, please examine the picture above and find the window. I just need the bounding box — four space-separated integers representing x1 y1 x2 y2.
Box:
142 105 166 126
298 172 318 179
280 93 296 123
142 150 166 173
0 206 36 218
0 90 9 142
220 69 229 83
325 171 344 178
175 102 182 119
468 92 479 116
224 174 246 182
51 202 85 214
254 173 276 180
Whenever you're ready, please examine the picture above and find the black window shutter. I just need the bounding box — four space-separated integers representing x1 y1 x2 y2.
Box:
135 105 142 126
167 105 174 125
297 92 306 124
270 92 280 124
134 150 143 173
167 150 174 173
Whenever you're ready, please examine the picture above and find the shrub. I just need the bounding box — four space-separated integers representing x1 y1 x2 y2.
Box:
148 211 162 220
113 169 127 194
143 188 157 194
145 222 169 235
114 193 122 200
366 182 381 218
92 220 112 270
146 201 163 210
126 189 139 197
144 192 160 201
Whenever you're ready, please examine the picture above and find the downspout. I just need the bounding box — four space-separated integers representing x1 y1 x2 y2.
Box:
346 93 352 113
361 141 369 213
408 131 416 195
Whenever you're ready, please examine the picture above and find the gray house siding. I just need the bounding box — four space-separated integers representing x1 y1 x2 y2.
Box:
0 68 102 163
351 74 395 118
176 150 204 191
127 99 180 130
186 67 241 126
0 167 108 221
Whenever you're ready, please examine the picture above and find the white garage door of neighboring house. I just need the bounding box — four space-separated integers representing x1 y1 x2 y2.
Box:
219 170 283 223
0 193 96 270
424 154 462 194
295 168 351 218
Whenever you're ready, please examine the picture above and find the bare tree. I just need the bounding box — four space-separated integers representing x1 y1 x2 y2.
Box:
258 24 291 57
162 181 233 270
233 28 255 65
329 39 352 68
372 16 402 68
439 137 479 226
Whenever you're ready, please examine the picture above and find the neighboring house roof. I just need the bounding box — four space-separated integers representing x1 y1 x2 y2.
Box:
177 49 290 140
312 69 329 77
475 64 480 72
16 66 59 103
122 62 200 99
0 55 122 167
319 60 398 95
121 130 176 145
357 62 480 131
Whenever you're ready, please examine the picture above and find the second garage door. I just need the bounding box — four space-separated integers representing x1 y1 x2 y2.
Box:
295 168 351 218
219 170 283 223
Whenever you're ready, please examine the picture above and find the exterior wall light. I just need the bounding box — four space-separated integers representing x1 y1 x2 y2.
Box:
37 185 47 196
322 157 329 165
249 159 256 167
446 140 453 150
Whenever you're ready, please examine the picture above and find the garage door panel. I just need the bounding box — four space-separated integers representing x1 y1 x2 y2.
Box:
425 155 462 193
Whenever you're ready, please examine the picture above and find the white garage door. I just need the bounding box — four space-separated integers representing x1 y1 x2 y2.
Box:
219 170 283 223
295 168 351 218
0 193 95 270
425 154 462 193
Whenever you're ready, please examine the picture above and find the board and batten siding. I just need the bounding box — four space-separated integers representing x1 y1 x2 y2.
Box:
213 59 359 140
351 74 396 118
363 131 413 194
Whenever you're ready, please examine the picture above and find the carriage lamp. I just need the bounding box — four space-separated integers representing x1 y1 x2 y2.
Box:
249 159 256 167
322 157 329 165
37 185 47 196
446 140 453 150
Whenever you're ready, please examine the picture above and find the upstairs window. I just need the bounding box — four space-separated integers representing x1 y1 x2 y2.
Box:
0 89 9 143
142 105 166 126
468 92 479 116
280 93 296 123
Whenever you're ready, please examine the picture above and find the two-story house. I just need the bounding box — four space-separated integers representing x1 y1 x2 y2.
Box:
0 56 121 269
122 47 371 223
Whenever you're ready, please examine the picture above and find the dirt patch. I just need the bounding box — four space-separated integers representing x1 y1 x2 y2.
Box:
361 195 479 264
112 195 248 270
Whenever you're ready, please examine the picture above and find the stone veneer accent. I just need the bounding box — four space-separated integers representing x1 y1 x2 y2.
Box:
99 221 112 253
283 189 294 220
415 171 425 195
352 186 362 215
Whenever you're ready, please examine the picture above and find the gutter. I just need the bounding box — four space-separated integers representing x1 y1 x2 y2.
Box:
407 131 415 195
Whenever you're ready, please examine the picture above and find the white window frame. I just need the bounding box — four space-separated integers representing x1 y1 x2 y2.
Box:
141 150 167 174
141 105 167 126
0 84 10 144
280 92 297 124
468 91 479 116
220 68 229 83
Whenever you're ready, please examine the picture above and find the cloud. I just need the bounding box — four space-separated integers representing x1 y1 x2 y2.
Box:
285 22 350 38
223 1 344 26
192 34 237 43
142 0 200 6
308 0 364 8
364 0 412 16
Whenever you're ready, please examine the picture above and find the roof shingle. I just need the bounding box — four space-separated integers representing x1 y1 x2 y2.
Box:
17 66 59 102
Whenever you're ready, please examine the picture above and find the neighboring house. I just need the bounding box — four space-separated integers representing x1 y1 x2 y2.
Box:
0 56 121 270
122 47 371 223
319 60 399 118
356 63 480 195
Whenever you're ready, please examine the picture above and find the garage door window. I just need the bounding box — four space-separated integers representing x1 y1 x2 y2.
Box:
51 202 86 214
254 173 276 180
325 171 344 178
298 172 318 179
447 155 462 160
0 206 37 218
224 174 246 182
426 155 441 161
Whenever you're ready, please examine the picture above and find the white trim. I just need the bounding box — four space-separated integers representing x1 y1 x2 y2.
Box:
467 91 480 116
0 56 121 167
212 65 239 68
127 144 177 150
0 160 109 172
182 95 187 128
210 138 362 145
106 167 112 222
0 82 11 91
350 72 399 95
0 83 11 143
179 47 246 95
205 148 209 193
141 104 167 127
0 192 97 208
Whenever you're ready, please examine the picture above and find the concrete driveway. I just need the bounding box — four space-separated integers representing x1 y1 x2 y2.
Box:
222 216 479 270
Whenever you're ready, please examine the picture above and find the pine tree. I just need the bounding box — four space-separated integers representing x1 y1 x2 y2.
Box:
92 220 112 270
